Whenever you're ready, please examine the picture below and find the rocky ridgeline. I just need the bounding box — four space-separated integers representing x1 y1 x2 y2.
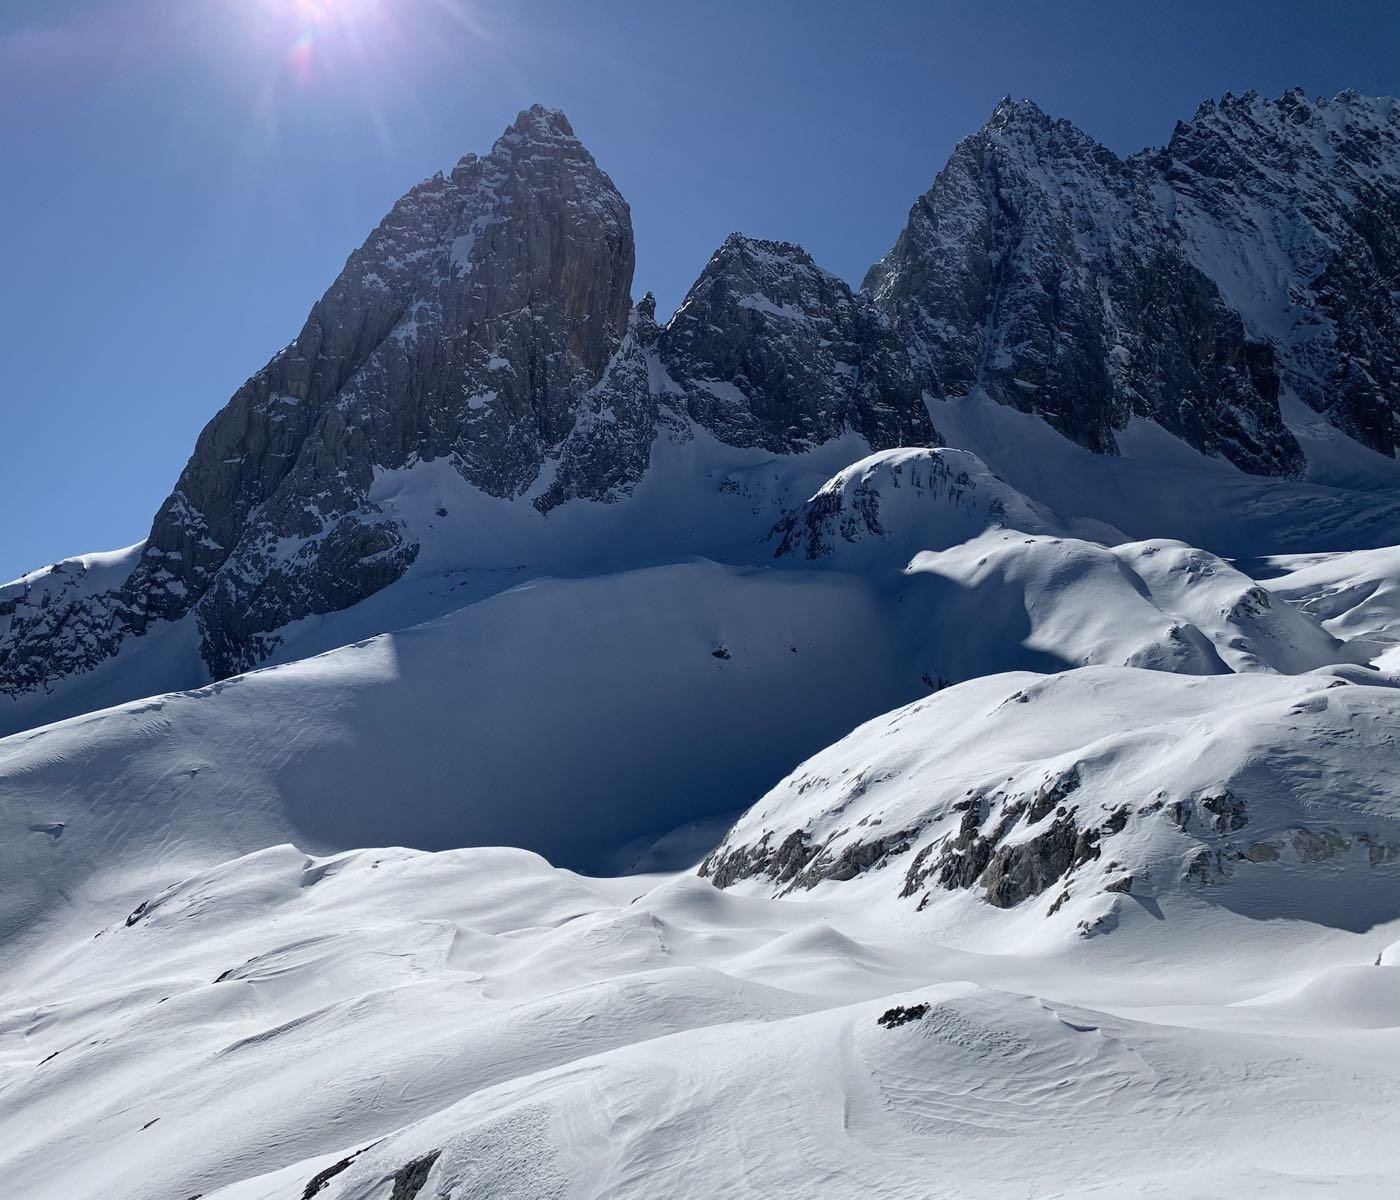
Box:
3 91 1396 705
864 98 1301 474
1154 89 1400 456
0 109 933 691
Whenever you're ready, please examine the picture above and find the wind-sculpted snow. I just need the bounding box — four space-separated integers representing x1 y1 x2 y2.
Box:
703 667 1400 941
900 532 1366 682
1266 545 1400 661
4 833 1400 1198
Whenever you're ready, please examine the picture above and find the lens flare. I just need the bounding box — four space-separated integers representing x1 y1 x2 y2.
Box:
262 0 388 82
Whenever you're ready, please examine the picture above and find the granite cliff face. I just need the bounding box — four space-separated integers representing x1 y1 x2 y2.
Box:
1152 89 1400 456
864 98 1302 476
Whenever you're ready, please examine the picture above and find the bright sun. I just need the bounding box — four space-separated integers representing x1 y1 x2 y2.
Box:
256 0 389 79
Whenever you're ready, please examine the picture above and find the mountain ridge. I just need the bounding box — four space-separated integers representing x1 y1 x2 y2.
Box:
3 89 1397 734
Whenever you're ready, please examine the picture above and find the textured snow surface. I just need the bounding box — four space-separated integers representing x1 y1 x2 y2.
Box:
705 667 1400 937
4 835 1400 1199
0 559 919 942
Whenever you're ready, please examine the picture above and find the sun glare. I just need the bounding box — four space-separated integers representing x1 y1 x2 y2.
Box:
255 0 389 80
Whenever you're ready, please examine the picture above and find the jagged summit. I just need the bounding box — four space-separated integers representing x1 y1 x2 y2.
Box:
987 95 1052 126
1190 86 1395 122
865 97 1299 474
3 90 1398 733
501 102 576 140
661 232 938 454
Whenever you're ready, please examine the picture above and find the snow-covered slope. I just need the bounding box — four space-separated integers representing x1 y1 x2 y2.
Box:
901 531 1365 681
0 558 926 945
4 830 1399 1199
767 447 1091 563
5 89 1400 1199
703 667 1400 944
1266 545 1400 655
932 390 1400 556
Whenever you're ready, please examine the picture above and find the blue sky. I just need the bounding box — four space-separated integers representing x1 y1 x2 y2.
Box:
3 0 1397 580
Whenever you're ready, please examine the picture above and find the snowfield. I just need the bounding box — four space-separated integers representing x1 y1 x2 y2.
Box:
5 566 1400 1196
5 89 1400 1200
5 429 1400 1198
3 835 1400 1199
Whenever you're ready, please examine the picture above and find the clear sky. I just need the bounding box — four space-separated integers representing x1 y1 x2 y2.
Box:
3 0 1397 580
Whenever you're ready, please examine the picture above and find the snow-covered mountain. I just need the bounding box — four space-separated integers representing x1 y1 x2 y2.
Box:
1155 89 1400 456
702 666 1400 938
4 91 1400 1200
6 91 1399 738
865 98 1302 475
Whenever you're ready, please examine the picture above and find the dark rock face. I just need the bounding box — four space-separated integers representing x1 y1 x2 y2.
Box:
661 234 938 454
1153 89 1400 456
979 813 1102 908
3 106 642 685
2 120 948 708
865 98 1305 476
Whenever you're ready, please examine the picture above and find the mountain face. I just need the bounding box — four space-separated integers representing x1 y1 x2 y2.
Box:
660 235 936 454
864 98 1303 476
0 112 935 699
1153 89 1400 456
3 106 639 685
3 91 1398 725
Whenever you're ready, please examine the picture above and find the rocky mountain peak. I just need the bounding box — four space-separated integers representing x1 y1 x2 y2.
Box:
499 102 576 142
1158 88 1400 455
865 98 1301 475
660 233 939 454
1 106 640 692
987 95 1051 128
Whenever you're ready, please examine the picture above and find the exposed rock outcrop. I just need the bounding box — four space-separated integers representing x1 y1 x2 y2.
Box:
661 234 937 453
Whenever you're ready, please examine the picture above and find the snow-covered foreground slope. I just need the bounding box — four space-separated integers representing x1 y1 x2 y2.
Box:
3 835 1399 1200
4 529 1400 1198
